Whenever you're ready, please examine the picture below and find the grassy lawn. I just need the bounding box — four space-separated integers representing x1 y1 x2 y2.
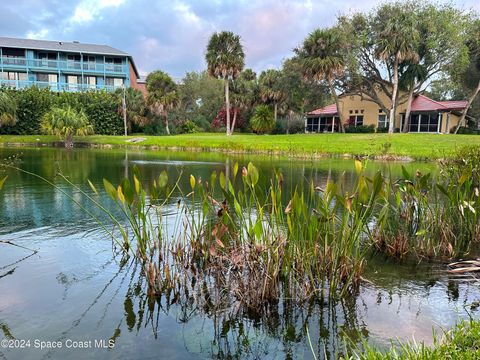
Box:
349 320 480 359
1 132 480 160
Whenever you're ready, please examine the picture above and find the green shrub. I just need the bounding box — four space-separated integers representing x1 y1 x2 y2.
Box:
77 91 123 135
192 114 210 131
345 125 375 133
455 126 480 135
143 115 165 135
376 126 388 133
179 120 199 134
0 87 53 134
250 105 275 134
0 88 123 135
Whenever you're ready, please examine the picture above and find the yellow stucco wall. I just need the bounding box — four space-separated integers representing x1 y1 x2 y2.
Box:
336 93 407 129
332 93 462 133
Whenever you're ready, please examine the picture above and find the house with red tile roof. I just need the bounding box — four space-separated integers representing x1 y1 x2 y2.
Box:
306 92 470 133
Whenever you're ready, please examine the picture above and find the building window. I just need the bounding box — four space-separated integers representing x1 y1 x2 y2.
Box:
0 72 27 88
67 54 81 69
84 56 96 70
105 57 123 72
84 76 97 88
36 73 58 83
409 113 441 133
378 114 388 129
348 115 364 127
306 117 319 132
105 77 124 87
2 48 26 65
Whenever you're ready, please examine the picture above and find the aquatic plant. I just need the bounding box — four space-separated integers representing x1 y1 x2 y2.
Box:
374 158 480 260
94 160 388 316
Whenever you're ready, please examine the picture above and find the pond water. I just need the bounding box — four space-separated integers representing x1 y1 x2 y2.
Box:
0 148 478 360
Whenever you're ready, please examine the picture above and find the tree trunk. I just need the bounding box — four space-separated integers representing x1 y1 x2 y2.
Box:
454 80 480 134
389 58 399 134
328 79 344 133
230 108 238 135
286 111 291 135
402 85 415 133
65 133 73 148
274 102 278 123
165 112 170 135
224 78 231 136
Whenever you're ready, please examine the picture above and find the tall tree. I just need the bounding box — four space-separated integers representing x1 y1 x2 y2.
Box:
178 71 223 123
372 1 420 133
115 87 149 133
295 26 349 133
0 91 17 127
145 70 179 135
455 19 480 132
230 69 258 131
259 69 285 123
399 3 469 132
205 31 245 136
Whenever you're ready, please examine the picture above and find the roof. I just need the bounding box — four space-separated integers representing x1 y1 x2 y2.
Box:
410 94 468 112
0 36 139 78
307 94 468 116
307 103 337 116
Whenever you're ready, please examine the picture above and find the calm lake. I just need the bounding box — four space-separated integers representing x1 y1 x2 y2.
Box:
0 148 478 360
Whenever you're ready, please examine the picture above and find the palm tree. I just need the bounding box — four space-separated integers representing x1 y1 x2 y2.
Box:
259 69 285 123
230 70 257 131
373 2 420 133
0 91 17 127
205 31 245 136
40 105 93 148
145 70 178 135
250 104 275 134
115 87 149 133
295 27 347 133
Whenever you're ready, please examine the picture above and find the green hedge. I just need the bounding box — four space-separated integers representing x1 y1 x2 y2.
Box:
0 87 123 135
345 124 376 133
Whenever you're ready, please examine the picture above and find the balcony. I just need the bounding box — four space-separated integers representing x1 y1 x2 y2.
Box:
0 79 120 92
0 56 127 74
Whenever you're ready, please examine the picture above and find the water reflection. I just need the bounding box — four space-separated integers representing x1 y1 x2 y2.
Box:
0 148 476 360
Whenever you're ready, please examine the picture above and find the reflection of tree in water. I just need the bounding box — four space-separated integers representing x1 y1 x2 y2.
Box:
117 266 366 359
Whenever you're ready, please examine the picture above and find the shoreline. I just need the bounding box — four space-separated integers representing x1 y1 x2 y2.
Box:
0 140 418 162
1 132 476 162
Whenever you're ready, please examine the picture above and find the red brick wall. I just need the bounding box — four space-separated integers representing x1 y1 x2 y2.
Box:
129 62 148 98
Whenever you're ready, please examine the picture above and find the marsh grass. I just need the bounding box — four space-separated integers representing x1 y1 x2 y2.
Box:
374 157 480 261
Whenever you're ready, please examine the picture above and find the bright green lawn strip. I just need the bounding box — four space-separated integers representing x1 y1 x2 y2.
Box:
2 133 480 159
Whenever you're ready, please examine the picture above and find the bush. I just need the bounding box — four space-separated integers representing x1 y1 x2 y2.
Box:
0 87 53 134
144 115 166 135
179 120 199 134
0 88 123 135
344 124 375 133
455 126 480 135
192 114 210 132
250 105 275 134
376 126 388 133
77 91 123 135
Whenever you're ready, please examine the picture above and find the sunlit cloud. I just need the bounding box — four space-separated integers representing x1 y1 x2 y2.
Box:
0 0 479 77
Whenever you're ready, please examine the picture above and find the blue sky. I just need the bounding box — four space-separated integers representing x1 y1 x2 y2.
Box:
1 0 479 78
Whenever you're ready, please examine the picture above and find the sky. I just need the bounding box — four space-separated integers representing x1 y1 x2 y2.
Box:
1 0 479 79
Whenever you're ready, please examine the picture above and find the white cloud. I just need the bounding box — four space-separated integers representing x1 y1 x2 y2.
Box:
71 0 126 24
26 28 49 39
